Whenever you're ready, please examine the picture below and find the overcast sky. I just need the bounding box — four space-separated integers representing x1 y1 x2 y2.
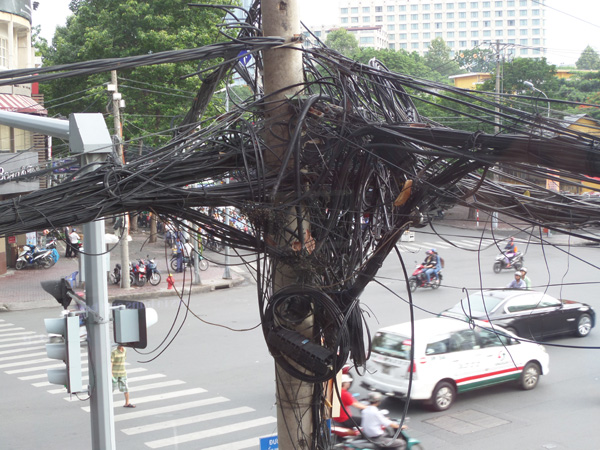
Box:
33 0 600 66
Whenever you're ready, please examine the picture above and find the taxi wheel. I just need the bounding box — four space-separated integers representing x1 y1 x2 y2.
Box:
519 362 541 390
430 381 455 411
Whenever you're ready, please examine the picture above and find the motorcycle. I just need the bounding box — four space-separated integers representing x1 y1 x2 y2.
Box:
170 248 209 272
130 260 147 286
408 263 442 292
493 251 524 273
333 415 423 449
15 245 55 270
141 257 161 286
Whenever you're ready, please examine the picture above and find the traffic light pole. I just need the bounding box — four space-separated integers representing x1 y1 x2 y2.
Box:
0 111 116 449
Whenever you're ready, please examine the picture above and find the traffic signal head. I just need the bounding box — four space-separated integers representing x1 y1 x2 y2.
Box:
44 316 84 393
41 278 73 309
112 300 157 349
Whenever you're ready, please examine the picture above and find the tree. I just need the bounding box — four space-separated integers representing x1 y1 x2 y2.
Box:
424 37 463 78
325 28 359 57
353 47 443 81
37 0 232 156
576 45 600 70
456 48 495 73
481 57 559 95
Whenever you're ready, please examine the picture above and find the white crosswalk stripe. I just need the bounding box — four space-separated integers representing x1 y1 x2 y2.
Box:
0 326 24 333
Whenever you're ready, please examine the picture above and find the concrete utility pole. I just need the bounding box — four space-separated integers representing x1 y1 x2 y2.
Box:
262 1 312 448
109 70 130 289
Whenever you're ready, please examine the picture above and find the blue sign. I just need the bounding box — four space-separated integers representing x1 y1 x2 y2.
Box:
259 435 278 450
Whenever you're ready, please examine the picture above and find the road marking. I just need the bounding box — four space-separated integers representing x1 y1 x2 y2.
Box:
6 359 88 374
0 357 52 369
122 406 255 435
144 417 278 448
0 339 47 349
40 367 146 389
0 327 24 333
0 344 45 356
114 387 207 406
0 332 37 342
202 438 260 450
82 396 230 421
0 350 46 361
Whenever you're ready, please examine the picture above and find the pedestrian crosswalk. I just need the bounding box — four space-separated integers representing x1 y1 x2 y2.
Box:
397 235 507 253
0 318 277 449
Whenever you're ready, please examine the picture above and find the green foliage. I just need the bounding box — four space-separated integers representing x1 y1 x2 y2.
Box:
352 48 443 81
576 46 600 70
481 57 559 94
37 0 234 156
424 38 463 78
325 29 359 57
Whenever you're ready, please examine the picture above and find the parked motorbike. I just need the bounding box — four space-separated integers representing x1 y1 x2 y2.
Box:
493 251 524 273
141 257 161 286
15 245 55 270
408 263 442 292
109 263 136 287
130 260 147 286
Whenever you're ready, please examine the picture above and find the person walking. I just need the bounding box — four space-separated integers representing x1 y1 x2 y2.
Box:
68 228 80 258
64 226 71 257
175 237 184 273
111 345 135 408
520 267 532 289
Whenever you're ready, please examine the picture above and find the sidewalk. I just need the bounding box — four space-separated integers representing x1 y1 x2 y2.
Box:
0 227 246 312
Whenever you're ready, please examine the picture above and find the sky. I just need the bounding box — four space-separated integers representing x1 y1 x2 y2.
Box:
32 0 600 66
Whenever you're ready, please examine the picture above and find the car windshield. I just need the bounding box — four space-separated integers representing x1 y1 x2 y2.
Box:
372 332 412 360
448 292 505 317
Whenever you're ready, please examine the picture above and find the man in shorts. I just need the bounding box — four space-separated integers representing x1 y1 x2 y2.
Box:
111 345 135 408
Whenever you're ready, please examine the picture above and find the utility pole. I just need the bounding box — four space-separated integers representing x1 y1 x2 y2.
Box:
262 1 312 448
109 70 130 289
223 91 232 280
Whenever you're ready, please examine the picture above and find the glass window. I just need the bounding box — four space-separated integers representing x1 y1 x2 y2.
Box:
470 2 478 8
389 43 396 50
508 28 515 35
375 15 383 22
532 28 540 35
411 23 419 29
399 33 407 39
483 11 491 17
426 337 450 355
449 330 477 352
423 32 431 39
507 19 515 26
435 12 442 19
341 7 348 14
483 1 491 6
423 22 431 29
400 43 408 49
483 29 491 36
351 7 358 13
399 5 406 11
447 31 455 37
446 3 454 9
448 41 455 47
372 332 411 359
495 0 503 6
495 29 503 36
532 38 540 45
341 17 348 24
532 9 540 16
360 36 374 44
423 4 431 10
520 9 527 16
508 9 515 16
495 10 503 17
471 11 479 18
411 4 419 10
423 13 431 19
387 15 395 21
483 20 491 27
412 42 419 49
411 14 418 20
520 48 529 55
436 22 443 29
411 32 419 39
459 21 467 28
399 14 406 21
459 2 467 8
447 22 454 28
459 40 467 47
0 38 6 69
388 24 395 31
471 21 479 27
388 33 395 40
399 24 407 30
520 19 527 25
495 20 503 26
471 30 479 37
520 28 528 35
375 6 382 12
532 18 540 25
387 5 395 12
507 0 515 5
363 16 370 22
459 30 467 37
363 7 370 13
520 0 527 5
459 11 466 18
477 327 513 348
447 12 455 18
435 32 443 37
351 17 359 23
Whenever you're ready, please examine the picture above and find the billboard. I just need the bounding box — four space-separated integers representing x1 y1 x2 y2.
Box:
0 0 32 22
0 151 38 194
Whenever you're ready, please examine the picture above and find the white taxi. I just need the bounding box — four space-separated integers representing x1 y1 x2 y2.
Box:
360 317 549 411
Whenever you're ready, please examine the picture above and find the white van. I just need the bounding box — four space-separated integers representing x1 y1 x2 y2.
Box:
360 317 549 411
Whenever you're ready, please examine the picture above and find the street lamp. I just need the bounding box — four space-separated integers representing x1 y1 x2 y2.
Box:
524 80 550 118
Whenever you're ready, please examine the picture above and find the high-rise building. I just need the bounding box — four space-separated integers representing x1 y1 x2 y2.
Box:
337 0 547 58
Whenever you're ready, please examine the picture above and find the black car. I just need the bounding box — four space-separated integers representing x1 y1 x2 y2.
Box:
441 289 595 340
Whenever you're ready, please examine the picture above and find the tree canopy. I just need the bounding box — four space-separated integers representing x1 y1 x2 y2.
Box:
576 46 600 70
37 0 233 156
424 37 463 78
324 28 359 57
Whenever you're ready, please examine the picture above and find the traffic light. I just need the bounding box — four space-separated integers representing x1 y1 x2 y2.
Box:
41 278 73 309
112 300 157 349
44 316 84 393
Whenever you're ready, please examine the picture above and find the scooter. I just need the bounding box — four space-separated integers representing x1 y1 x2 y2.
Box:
493 251 524 273
141 256 161 286
170 248 209 271
109 263 135 286
15 245 55 270
408 263 442 292
130 260 147 286
333 416 423 449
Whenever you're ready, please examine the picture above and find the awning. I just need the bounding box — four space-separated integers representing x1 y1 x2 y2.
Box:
0 94 47 115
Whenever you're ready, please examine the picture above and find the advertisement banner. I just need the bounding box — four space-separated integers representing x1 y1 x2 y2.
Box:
0 0 32 22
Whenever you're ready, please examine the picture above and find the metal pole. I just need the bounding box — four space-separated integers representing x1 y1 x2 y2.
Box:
492 40 501 230
222 92 232 280
111 70 130 289
192 222 201 284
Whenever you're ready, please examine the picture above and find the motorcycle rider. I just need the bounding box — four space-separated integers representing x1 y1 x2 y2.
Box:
503 237 517 268
520 267 532 289
332 374 366 428
361 392 406 449
423 249 441 285
507 271 526 289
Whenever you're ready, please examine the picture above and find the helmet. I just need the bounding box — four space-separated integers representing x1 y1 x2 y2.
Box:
520 267 527 273
514 271 522 276
72 228 76 232
430 248 437 253
341 374 353 384
426 250 433 255
368 392 382 404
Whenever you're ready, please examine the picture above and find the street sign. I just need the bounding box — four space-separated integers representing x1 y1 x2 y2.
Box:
259 435 278 450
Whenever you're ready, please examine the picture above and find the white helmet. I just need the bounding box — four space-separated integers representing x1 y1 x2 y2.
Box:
341 374 353 384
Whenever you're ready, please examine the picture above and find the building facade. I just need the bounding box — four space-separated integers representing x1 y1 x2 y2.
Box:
0 0 47 274
337 0 547 57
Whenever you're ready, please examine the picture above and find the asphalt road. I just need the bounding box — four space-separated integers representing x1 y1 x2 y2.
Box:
1 224 599 449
